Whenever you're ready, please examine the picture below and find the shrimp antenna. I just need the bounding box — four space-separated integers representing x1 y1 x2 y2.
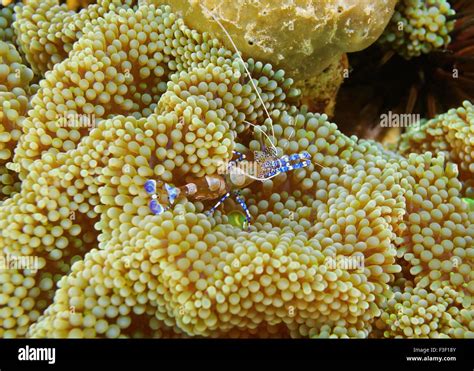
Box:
244 120 278 154
205 9 277 149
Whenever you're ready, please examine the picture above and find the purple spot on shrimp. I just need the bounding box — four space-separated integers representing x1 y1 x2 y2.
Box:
149 199 165 215
144 179 157 194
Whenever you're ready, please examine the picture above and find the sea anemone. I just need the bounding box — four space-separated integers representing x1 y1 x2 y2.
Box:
378 0 456 59
0 0 472 340
399 100 474 197
0 41 36 199
0 2 16 44
334 0 474 140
